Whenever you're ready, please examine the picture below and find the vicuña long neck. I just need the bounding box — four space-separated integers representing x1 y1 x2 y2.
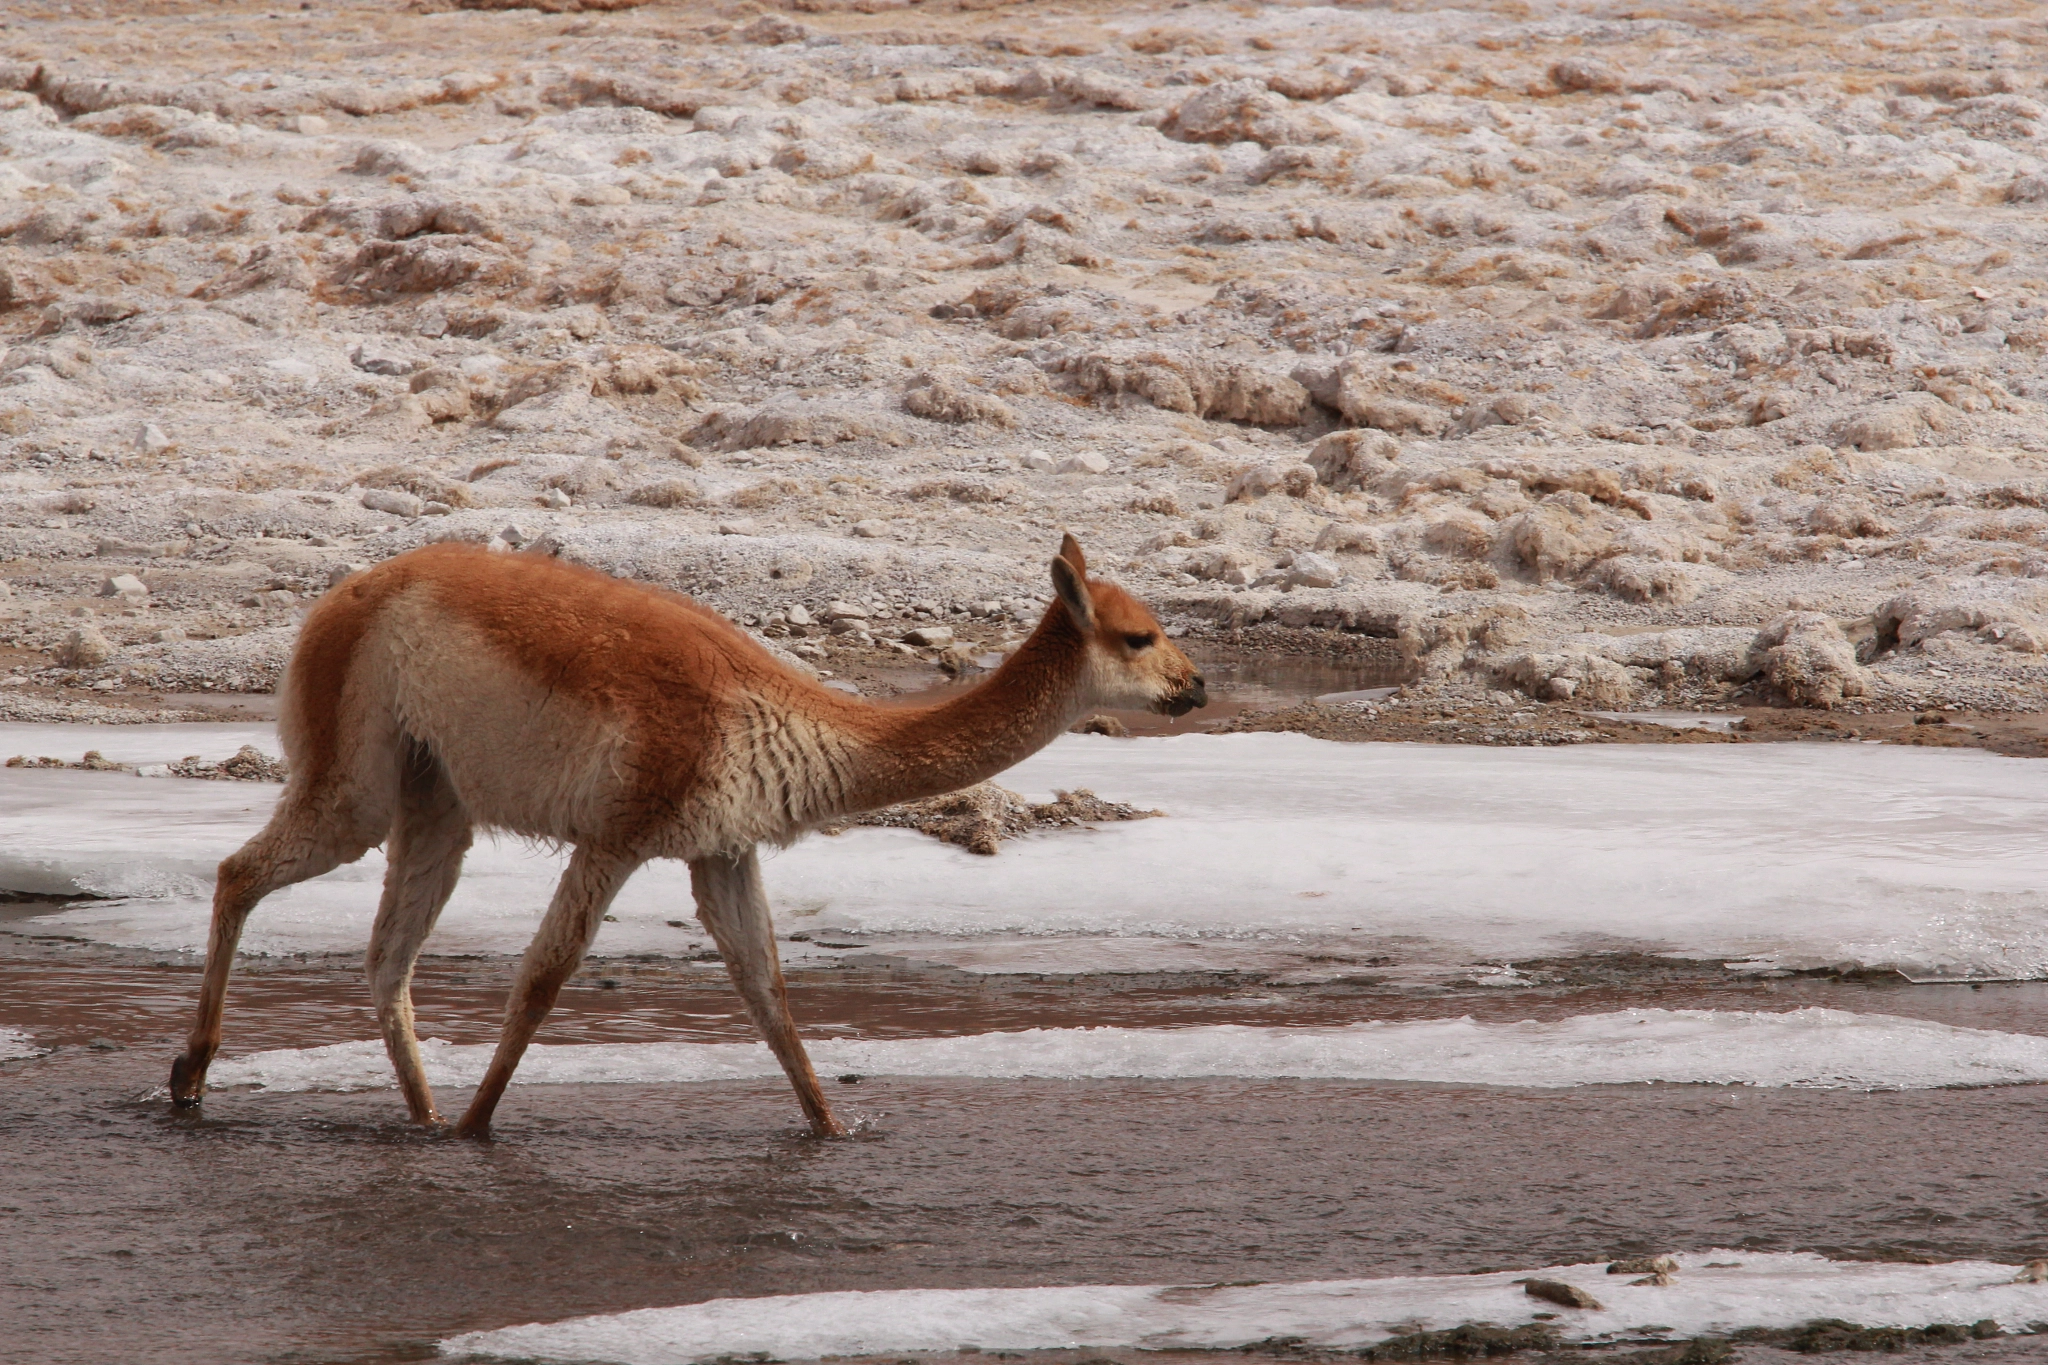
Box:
831 607 1091 817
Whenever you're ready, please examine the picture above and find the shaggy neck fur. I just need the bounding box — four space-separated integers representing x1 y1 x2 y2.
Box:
809 606 1090 825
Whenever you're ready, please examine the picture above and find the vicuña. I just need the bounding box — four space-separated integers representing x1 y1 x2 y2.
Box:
169 534 1205 1137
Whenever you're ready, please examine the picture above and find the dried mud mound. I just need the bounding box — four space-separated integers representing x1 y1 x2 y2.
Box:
830 782 1162 855
4 0 2048 715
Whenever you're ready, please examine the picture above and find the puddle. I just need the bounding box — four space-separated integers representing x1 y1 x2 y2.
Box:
1588 710 1744 733
874 650 1413 737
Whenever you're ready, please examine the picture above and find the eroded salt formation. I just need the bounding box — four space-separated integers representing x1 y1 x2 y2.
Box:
2 0 2046 716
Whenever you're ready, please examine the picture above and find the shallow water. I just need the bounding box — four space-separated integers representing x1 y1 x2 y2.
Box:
12 1047 2048 1365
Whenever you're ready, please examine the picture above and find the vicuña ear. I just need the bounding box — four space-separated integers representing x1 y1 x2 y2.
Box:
1050 550 1094 633
1057 533 1087 578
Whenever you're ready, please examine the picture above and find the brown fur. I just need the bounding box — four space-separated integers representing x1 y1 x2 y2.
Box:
169 535 1203 1138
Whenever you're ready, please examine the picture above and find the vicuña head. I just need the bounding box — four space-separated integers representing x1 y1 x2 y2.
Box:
168 532 1202 1139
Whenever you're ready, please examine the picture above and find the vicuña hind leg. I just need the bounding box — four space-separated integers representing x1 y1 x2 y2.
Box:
170 802 374 1107
691 848 845 1138
452 845 639 1138
367 743 473 1126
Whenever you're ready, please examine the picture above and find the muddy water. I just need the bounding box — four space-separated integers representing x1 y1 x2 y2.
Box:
6 956 2048 1364
10 1048 2048 1365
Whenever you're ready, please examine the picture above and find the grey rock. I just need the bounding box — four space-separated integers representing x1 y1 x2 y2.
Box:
361 488 423 518
1287 552 1341 589
98 573 148 603
57 625 113 669
1523 1279 1603 1311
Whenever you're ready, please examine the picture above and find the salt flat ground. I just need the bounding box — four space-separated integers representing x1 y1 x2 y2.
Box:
6 0 2048 725
9 725 2048 1363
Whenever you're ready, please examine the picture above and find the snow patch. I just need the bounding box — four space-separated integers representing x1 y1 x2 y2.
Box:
443 1253 2048 1363
207 1008 2048 1095
0 1027 40 1061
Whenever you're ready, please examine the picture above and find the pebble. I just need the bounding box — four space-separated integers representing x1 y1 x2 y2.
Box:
1057 453 1110 476
786 604 813 627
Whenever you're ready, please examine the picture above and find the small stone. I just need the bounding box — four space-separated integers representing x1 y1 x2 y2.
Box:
57 626 113 669
852 519 888 537
153 626 187 643
420 501 453 516
1019 451 1056 472
349 344 415 377
244 589 298 609
137 423 173 455
2013 1260 2048 1284
537 487 572 510
497 525 532 548
1222 565 1256 586
294 113 329 135
327 562 369 588
905 626 954 647
1057 452 1111 475
98 573 149 604
717 520 758 536
1286 551 1341 589
787 604 813 627
1523 1280 1602 1311
361 488 423 518
1608 1256 1679 1276
822 601 869 621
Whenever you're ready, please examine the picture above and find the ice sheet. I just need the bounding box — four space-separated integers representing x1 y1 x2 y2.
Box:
205 1008 2048 1095
0 722 278 767
443 1252 2048 1363
9 732 2048 979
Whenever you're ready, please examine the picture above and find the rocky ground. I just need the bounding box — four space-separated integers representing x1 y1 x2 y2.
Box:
3 0 2048 726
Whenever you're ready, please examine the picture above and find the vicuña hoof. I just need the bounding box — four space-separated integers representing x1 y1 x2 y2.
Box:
168 1052 207 1107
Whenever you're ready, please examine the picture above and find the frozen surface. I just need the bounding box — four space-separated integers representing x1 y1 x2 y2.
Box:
444 1253 2048 1363
0 723 279 768
0 1027 39 1061
207 1008 2048 1095
8 731 2048 980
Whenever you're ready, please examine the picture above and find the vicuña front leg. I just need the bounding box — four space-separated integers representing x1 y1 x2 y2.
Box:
691 848 845 1138
453 845 638 1138
367 744 473 1126
170 805 370 1108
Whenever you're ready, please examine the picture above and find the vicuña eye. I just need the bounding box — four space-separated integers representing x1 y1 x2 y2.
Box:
1123 632 1156 651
